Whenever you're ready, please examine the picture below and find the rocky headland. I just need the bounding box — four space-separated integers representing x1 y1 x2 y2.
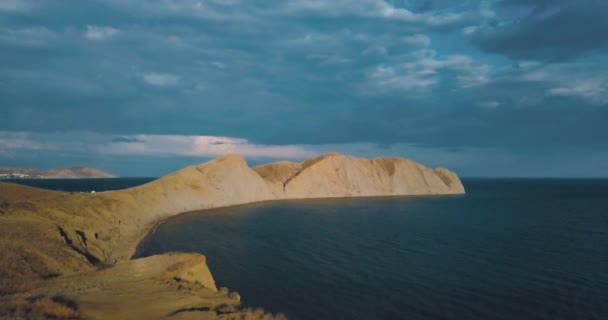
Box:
0 167 117 179
0 153 464 319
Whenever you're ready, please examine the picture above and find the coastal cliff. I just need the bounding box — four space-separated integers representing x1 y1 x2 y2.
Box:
0 153 464 319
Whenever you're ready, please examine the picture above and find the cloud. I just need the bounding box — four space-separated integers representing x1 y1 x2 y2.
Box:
6 130 608 177
306 54 352 65
366 64 438 96
286 32 340 48
0 131 313 160
142 73 180 87
0 130 497 169
85 25 119 40
548 80 608 106
512 62 608 105
363 50 490 95
498 0 568 11
112 136 145 143
0 0 30 12
0 131 518 176
213 0 241 5
92 0 253 21
2 0 608 171
401 34 431 47
71 0 481 29
102 134 315 159
211 61 225 69
280 0 470 26
191 136 313 158
0 27 57 47
472 2 608 61
462 26 478 35
478 101 501 109
0 132 44 153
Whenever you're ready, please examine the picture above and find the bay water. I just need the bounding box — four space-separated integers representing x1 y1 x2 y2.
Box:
137 179 608 320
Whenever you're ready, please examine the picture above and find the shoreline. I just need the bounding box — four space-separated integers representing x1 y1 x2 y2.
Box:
0 153 465 319
129 192 466 261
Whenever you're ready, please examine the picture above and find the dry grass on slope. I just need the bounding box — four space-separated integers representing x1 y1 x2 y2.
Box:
0 294 80 320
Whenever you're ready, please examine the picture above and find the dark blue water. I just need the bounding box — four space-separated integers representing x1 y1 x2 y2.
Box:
137 179 608 319
0 178 156 192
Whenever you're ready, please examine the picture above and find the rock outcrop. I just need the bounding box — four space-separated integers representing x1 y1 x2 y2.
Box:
253 153 464 198
0 153 464 319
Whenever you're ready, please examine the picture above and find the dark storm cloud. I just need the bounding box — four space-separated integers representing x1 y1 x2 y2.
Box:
1 0 608 176
473 1 608 61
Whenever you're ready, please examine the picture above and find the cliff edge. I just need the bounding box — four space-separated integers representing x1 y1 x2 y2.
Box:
0 153 464 319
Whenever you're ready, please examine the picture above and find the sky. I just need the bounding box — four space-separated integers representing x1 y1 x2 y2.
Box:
1 0 608 177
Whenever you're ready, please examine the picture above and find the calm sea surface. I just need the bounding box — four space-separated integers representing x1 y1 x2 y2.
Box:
137 179 608 320
1 177 155 192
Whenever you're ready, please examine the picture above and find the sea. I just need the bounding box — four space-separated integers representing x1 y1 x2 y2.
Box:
0 177 155 192
7 178 608 319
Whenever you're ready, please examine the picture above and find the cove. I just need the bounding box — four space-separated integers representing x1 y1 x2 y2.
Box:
137 179 608 320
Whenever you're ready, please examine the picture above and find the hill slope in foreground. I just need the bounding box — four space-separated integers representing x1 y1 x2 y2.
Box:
0 153 464 319
0 166 116 179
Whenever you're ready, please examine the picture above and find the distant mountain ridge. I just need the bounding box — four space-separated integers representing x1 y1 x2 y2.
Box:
0 166 117 179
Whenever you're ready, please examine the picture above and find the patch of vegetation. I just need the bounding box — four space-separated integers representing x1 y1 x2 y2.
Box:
0 294 80 319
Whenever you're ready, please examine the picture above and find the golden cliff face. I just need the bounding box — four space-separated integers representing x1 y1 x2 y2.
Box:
0 153 464 319
253 153 465 198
